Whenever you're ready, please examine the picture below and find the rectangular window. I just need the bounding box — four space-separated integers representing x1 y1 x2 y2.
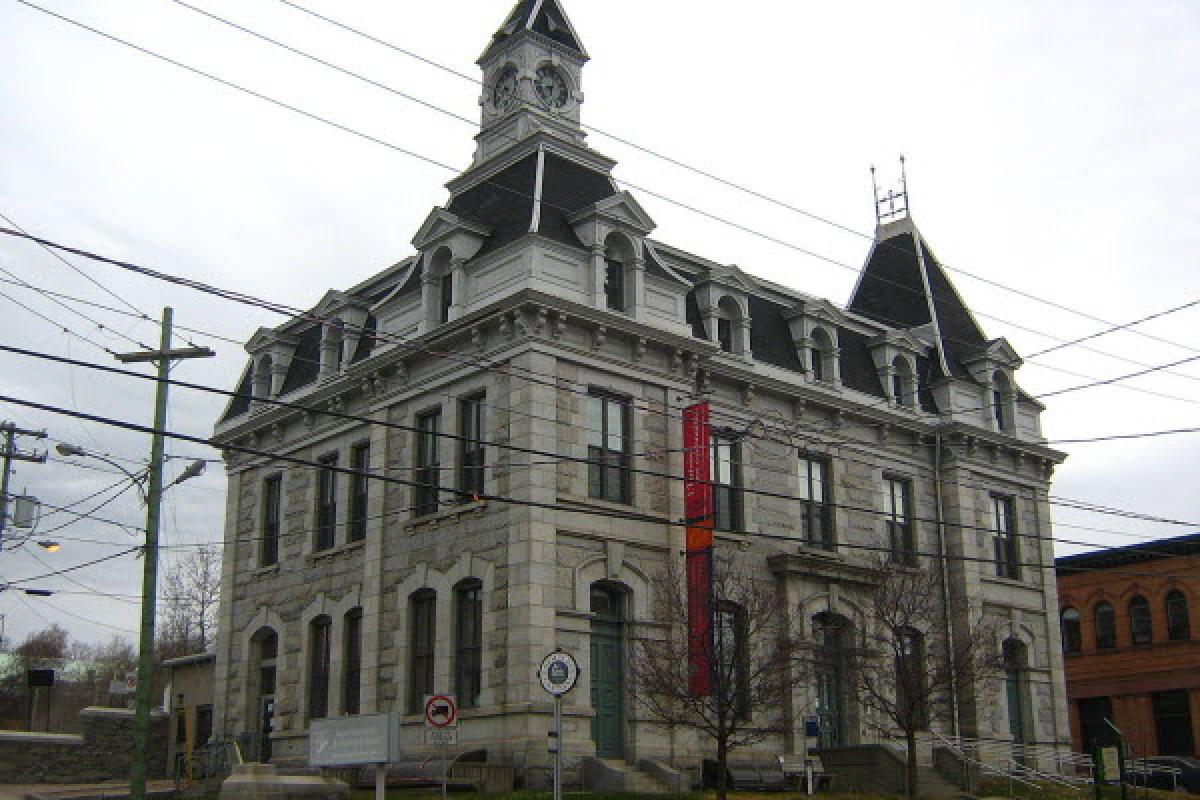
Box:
343 609 362 715
1152 690 1196 756
440 273 453 323
716 602 748 719
711 432 740 532
587 393 631 504
604 258 625 311
455 582 483 708
261 474 281 566
458 396 485 501
415 410 442 517
717 318 733 353
349 443 369 542
309 617 331 720
195 705 213 747
798 456 833 549
885 477 915 565
992 495 1019 579
175 709 186 743
315 454 338 551
409 591 436 713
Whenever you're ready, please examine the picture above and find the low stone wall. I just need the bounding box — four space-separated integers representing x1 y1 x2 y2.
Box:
816 744 907 794
0 706 168 783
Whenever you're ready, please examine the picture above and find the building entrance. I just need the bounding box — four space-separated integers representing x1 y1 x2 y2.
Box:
590 584 624 758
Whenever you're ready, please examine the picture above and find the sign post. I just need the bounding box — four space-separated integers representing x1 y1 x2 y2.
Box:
424 694 458 800
539 650 579 800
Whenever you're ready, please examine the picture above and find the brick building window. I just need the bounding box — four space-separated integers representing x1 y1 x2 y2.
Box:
308 615 331 720
455 579 482 708
459 396 485 500
261 473 281 567
409 589 436 712
1060 607 1082 654
1094 602 1116 650
798 455 832 549
1166 590 1190 641
343 608 362 715
1129 595 1152 645
415 410 442 516
991 495 1019 580
885 477 915 565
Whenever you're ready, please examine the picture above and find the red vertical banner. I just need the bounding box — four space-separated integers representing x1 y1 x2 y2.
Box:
683 401 713 696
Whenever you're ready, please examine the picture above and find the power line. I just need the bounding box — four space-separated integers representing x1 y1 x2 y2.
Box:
6 392 1200 577
6 339 1197 533
2 547 140 589
271 0 1200 360
17 0 1200 393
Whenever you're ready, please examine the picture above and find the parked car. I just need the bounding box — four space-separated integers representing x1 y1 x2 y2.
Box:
1131 756 1200 794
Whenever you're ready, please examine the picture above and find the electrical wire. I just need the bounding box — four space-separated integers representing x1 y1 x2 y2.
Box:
272 0 1200 360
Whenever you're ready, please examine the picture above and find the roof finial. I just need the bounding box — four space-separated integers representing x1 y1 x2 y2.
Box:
872 155 910 225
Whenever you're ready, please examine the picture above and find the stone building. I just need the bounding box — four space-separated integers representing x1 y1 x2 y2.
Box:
1056 533 1200 758
210 0 1071 785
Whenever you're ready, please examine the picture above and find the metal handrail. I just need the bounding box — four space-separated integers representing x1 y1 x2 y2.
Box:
928 730 1042 791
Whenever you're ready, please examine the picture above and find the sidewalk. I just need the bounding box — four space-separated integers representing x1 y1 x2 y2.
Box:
0 780 176 800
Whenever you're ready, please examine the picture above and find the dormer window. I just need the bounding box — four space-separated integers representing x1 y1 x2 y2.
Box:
320 320 344 378
993 370 1014 432
810 327 835 382
440 272 454 324
604 257 625 312
892 356 915 408
253 354 273 402
718 318 733 353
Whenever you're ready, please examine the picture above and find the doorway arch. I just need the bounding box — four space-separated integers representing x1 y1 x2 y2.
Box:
590 581 627 758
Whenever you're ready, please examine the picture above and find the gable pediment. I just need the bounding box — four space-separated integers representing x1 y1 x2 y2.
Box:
964 337 1023 369
700 263 757 293
867 328 925 354
784 297 842 327
245 327 300 356
567 190 655 235
411 207 493 253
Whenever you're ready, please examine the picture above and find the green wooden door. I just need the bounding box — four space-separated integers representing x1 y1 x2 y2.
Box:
590 588 624 757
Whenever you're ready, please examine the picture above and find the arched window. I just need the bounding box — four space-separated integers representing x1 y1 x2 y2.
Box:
320 319 344 376
896 627 928 730
427 247 454 324
992 371 1012 431
603 233 633 313
1129 596 1152 645
253 354 273 401
1166 590 1191 641
251 627 278 762
810 328 834 383
715 296 742 354
308 615 332 720
1002 639 1029 743
1060 607 1082 654
1094 602 1116 649
812 612 852 746
892 356 914 408
455 580 482 708
408 589 436 712
343 608 362 715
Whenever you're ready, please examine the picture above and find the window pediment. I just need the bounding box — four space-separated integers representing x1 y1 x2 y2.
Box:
411 207 492 259
568 190 656 243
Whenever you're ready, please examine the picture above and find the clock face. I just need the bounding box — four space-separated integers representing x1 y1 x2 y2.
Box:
492 66 518 112
534 66 569 110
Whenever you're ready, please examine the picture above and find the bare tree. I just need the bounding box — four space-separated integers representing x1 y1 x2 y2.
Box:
157 546 222 659
15 624 70 663
849 557 997 799
629 554 802 800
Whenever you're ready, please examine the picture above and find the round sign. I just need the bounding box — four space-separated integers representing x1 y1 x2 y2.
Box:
538 650 579 696
424 694 458 728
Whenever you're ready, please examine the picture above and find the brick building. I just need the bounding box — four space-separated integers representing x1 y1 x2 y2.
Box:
210 0 1072 786
1056 533 1200 758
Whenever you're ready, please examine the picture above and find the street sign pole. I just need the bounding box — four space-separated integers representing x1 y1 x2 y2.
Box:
539 650 578 800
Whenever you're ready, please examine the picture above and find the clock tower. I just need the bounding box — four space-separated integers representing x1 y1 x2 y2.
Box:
475 0 588 163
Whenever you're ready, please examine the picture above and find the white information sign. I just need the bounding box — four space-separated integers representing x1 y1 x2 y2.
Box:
426 728 459 746
310 712 401 767
539 651 578 696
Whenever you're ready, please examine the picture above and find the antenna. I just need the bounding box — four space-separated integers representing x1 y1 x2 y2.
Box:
871 155 910 224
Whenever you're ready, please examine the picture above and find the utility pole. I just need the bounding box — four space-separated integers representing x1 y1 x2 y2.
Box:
122 308 213 800
0 422 48 548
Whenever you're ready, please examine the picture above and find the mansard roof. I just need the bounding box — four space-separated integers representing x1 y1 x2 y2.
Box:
480 0 588 64
1056 532 1200 574
848 220 989 381
447 150 617 258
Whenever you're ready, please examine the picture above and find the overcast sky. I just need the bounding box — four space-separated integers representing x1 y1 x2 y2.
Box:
0 0 1196 648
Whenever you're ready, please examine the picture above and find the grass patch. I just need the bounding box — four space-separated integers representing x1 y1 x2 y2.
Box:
977 778 1194 800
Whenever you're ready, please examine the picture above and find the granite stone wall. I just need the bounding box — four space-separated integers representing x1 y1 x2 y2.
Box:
0 706 168 783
